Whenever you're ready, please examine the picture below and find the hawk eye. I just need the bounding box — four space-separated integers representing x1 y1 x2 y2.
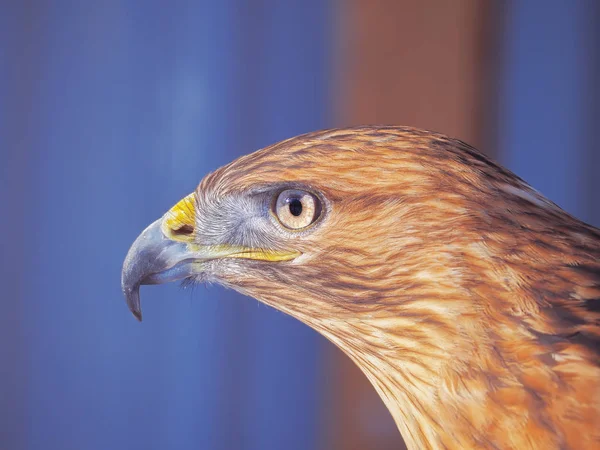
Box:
273 189 321 230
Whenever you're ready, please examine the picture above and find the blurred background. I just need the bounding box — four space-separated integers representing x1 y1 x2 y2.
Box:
1 1 598 449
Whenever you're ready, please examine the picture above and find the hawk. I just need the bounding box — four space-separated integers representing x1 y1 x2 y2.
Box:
122 127 600 449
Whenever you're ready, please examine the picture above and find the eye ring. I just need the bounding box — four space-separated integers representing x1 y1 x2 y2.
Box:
272 189 322 230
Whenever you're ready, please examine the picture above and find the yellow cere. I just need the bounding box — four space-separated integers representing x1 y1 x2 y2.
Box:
161 193 196 242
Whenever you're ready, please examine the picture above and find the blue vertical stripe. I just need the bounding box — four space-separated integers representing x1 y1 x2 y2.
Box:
497 0 599 224
1 1 331 449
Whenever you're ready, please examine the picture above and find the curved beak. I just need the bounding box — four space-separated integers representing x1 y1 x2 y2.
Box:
121 218 199 321
122 193 201 321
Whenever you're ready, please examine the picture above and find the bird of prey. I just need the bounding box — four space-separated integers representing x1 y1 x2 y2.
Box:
122 126 599 449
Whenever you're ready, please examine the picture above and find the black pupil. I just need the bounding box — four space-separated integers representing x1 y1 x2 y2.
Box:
288 198 303 216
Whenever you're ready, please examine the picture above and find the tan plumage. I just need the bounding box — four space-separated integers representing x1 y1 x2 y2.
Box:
123 126 600 449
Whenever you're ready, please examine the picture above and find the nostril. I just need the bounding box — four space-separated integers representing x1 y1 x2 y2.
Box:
172 224 194 236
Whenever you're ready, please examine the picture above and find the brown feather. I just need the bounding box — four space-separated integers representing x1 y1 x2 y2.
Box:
199 126 600 449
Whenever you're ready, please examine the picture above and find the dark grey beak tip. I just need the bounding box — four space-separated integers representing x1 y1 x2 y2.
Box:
122 219 163 323
123 283 143 322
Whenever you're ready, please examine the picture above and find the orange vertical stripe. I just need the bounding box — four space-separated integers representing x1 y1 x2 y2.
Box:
326 1 497 449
